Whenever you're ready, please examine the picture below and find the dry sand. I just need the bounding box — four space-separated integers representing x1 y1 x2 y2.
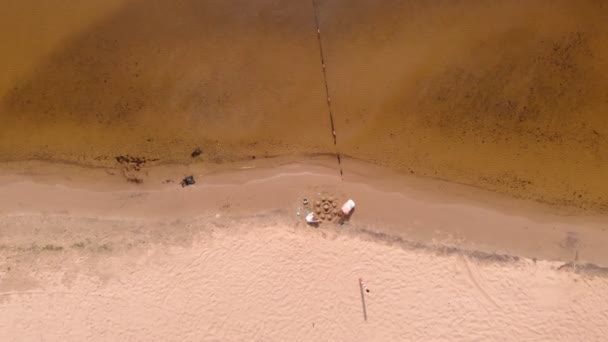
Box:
1 160 608 341
2 219 608 341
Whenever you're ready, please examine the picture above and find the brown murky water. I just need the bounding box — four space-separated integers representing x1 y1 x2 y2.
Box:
1 0 607 210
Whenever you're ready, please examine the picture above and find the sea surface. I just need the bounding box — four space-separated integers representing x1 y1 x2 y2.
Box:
1 0 607 210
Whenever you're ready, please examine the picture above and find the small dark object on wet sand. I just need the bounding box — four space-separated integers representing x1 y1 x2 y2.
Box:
126 177 143 184
191 148 202 158
181 175 196 187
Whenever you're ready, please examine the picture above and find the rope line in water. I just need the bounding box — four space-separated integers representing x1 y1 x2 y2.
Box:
312 0 344 179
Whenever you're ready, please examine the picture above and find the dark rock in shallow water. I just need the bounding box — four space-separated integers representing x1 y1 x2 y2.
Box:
191 148 202 158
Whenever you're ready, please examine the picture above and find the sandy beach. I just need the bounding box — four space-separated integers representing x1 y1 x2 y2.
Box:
2 0 608 340
1 159 608 341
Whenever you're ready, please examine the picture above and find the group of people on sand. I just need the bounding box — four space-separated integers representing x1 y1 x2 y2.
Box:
306 198 355 225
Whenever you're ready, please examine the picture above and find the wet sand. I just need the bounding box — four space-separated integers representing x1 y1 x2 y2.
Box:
1 0 608 209
1 157 608 264
1 160 608 341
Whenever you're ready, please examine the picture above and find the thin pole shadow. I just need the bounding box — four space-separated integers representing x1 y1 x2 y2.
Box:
358 277 367 322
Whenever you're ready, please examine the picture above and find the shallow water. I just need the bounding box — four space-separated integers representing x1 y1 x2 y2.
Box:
1 0 607 209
